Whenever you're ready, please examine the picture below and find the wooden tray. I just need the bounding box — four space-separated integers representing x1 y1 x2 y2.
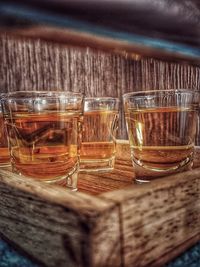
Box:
0 141 200 267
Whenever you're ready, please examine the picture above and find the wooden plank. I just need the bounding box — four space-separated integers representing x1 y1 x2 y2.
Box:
0 169 122 267
101 166 200 267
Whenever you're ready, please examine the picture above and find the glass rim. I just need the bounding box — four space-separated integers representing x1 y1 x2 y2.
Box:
123 89 199 99
84 97 119 102
1 91 83 101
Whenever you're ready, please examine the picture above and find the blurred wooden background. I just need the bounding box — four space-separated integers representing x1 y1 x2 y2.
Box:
0 35 200 139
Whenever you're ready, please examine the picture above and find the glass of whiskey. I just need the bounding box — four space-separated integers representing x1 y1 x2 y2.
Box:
123 89 199 183
1 91 83 191
79 97 119 172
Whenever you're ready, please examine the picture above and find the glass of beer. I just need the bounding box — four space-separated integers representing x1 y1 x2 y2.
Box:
1 91 83 191
0 100 10 167
123 89 199 183
80 97 119 172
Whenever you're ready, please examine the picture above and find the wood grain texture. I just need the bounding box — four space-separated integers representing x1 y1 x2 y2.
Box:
101 147 200 267
0 142 200 267
0 35 200 139
0 169 121 267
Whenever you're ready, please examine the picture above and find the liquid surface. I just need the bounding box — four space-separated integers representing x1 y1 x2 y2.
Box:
80 141 115 160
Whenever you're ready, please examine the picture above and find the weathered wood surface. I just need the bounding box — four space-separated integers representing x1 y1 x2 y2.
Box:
102 168 200 267
1 35 200 139
0 142 200 267
0 169 121 267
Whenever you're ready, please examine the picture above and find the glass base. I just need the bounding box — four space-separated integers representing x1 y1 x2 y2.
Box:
11 163 79 191
133 157 193 183
54 172 78 191
79 157 115 173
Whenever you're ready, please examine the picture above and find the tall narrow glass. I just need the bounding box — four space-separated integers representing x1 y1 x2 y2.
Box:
1 91 83 191
123 90 199 183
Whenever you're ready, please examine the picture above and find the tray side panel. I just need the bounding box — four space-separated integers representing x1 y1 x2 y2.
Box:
91 205 122 267
101 168 200 267
0 181 90 267
0 170 122 267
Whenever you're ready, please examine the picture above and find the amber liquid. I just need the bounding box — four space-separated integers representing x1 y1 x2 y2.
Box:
80 110 118 170
0 114 10 165
5 112 81 181
81 141 115 160
125 107 197 178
